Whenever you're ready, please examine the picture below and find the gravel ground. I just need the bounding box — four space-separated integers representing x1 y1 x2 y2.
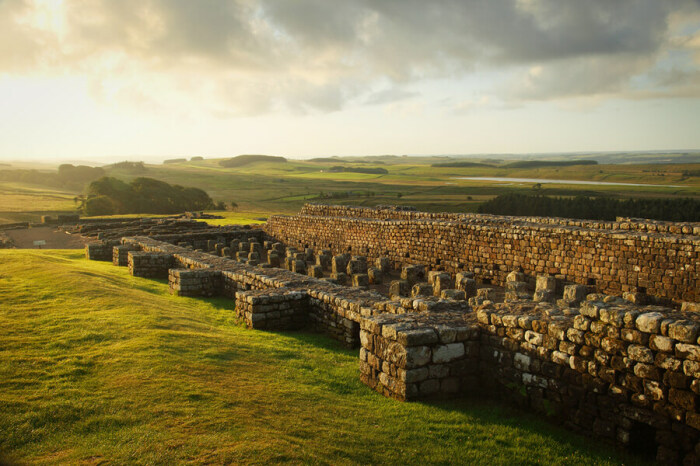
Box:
5 226 90 249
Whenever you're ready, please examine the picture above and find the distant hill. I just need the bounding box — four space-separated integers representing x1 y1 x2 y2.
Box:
219 155 287 168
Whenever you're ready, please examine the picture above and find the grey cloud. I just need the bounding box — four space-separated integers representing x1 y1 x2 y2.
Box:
0 0 698 114
365 88 418 105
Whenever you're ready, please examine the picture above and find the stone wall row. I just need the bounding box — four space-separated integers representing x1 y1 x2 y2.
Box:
266 207 699 303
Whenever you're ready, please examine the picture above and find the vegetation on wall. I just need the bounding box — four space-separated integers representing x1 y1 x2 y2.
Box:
478 193 700 222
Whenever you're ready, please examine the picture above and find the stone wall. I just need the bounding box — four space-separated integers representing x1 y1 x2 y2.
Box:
359 297 700 463
474 299 700 464
85 241 119 261
235 289 309 331
299 204 700 236
360 312 481 401
266 204 700 303
127 251 174 278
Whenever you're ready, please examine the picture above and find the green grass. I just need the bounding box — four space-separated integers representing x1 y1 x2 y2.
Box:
0 250 647 464
198 211 272 226
0 181 78 223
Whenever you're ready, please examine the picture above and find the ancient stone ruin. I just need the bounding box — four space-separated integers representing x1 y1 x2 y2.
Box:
83 204 700 464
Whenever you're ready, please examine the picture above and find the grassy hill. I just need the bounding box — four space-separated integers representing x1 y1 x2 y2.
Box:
0 250 644 464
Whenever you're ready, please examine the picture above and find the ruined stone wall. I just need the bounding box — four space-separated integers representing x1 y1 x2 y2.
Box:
114 236 380 346
475 300 700 464
266 205 700 303
299 204 700 236
86 216 700 462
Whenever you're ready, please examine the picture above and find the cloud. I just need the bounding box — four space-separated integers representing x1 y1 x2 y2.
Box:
365 88 418 105
0 0 698 115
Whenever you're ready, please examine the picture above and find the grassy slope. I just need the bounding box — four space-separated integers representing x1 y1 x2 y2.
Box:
0 250 645 465
0 181 78 223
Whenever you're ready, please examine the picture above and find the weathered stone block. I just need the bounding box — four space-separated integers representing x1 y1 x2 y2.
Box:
352 273 369 288
432 343 465 363
441 289 466 301
636 312 665 333
411 282 433 297
536 274 557 293
390 280 410 298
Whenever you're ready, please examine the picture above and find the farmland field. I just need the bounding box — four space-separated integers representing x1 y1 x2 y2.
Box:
2 155 699 222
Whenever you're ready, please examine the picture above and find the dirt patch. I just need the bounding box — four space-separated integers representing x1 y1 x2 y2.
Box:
5 227 90 249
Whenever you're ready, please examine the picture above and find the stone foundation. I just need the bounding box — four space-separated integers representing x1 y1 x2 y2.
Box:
85 205 700 463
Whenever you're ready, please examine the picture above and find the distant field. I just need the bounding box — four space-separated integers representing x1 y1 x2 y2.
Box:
2 156 699 220
0 181 77 223
106 157 698 214
0 250 645 464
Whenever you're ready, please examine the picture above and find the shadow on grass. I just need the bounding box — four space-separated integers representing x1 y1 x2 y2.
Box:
415 396 651 465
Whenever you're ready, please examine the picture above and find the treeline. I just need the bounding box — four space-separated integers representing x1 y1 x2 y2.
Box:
431 159 598 169
500 160 598 169
0 164 105 190
107 161 147 172
478 193 700 222
431 161 494 168
219 155 287 168
327 166 388 174
81 177 215 216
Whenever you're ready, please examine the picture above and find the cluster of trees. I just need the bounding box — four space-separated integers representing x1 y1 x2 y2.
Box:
478 193 700 222
327 166 388 174
318 190 376 199
219 155 287 167
79 177 216 216
108 161 147 172
0 164 105 190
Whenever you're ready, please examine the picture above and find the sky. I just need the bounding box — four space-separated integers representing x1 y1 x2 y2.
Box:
1 0 700 162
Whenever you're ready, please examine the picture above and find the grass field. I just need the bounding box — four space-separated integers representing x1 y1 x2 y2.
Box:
0 181 78 223
0 250 647 464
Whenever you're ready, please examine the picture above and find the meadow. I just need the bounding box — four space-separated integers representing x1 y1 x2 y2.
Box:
0 250 647 464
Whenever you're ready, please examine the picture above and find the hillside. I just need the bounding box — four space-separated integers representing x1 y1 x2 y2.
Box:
0 250 638 464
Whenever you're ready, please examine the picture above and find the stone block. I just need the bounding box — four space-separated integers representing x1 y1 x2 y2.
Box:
433 274 454 296
308 265 324 278
401 265 425 284
390 280 410 298
456 277 477 298
432 343 465 363
375 257 391 273
352 273 369 288
562 284 587 306
411 282 433 298
367 267 382 285
441 289 466 301
536 274 557 293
